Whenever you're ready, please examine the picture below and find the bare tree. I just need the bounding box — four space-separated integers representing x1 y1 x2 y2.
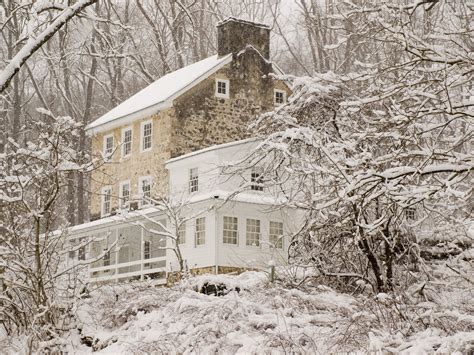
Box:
238 0 473 293
0 109 97 351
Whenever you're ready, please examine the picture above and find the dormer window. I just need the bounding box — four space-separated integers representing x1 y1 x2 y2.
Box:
274 89 286 105
103 134 114 158
215 79 229 99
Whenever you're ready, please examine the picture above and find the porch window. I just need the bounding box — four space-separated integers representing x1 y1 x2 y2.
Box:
246 218 261 247
78 238 86 260
195 217 205 246
269 221 284 249
78 245 86 261
103 250 111 266
144 240 151 260
223 216 238 245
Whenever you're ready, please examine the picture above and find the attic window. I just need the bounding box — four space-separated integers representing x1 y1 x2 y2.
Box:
274 89 286 105
215 79 229 99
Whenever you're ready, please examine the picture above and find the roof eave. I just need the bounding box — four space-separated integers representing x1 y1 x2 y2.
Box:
85 100 172 135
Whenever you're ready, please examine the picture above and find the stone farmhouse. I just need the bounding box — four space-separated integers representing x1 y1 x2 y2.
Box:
67 18 303 284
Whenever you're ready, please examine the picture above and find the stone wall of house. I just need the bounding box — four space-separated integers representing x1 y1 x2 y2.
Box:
171 50 291 158
89 51 291 219
89 109 175 219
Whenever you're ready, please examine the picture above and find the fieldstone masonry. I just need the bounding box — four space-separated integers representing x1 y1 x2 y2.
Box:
89 18 291 220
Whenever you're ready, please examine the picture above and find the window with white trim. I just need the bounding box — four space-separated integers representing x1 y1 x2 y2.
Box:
274 89 286 105
189 167 199 193
178 222 186 244
405 207 416 221
246 218 261 247
269 221 284 249
141 121 152 152
223 216 238 245
215 79 229 98
103 134 114 158
78 245 86 261
119 181 130 209
121 127 132 157
103 250 111 266
139 176 152 207
101 186 112 217
250 167 264 191
144 240 151 260
195 217 205 246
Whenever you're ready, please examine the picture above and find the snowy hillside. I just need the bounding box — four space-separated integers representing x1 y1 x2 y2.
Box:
4 266 466 354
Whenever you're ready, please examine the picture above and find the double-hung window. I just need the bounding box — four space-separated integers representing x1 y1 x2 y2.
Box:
189 168 199 193
103 134 114 159
119 181 130 209
269 221 284 249
274 89 286 105
141 120 152 152
121 127 132 157
101 186 112 217
223 216 238 245
178 222 186 244
195 217 205 246
246 218 261 247
144 240 151 260
215 79 229 99
139 176 152 207
405 207 416 221
103 250 111 266
250 167 264 191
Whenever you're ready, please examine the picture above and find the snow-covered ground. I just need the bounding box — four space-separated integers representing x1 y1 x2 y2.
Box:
66 263 474 354
2 264 473 354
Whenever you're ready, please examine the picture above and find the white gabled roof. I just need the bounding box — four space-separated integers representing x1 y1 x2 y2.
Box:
86 53 233 134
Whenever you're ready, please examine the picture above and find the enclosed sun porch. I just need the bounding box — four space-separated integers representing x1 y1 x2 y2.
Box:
67 208 168 284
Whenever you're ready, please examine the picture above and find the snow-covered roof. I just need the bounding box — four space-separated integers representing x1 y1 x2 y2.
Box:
67 207 162 237
86 53 233 134
217 17 270 30
165 138 261 166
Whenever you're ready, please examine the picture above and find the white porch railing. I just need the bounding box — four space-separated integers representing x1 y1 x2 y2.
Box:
89 255 167 284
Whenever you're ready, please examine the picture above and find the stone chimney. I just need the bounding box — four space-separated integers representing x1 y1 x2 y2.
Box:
217 17 270 59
